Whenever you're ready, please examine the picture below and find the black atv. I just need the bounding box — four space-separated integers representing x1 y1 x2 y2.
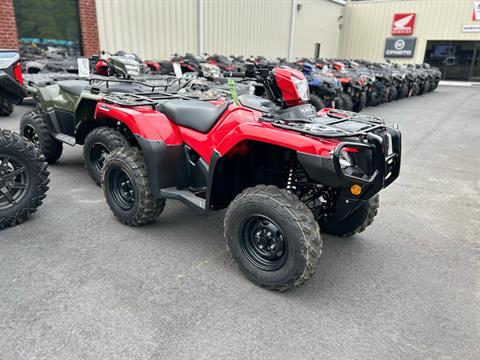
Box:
0 50 27 116
0 129 49 229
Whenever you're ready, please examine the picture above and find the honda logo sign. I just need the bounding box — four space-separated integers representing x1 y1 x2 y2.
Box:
385 37 417 58
392 13 416 35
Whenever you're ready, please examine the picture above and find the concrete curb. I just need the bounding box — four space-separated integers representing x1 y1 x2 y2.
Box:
439 80 480 87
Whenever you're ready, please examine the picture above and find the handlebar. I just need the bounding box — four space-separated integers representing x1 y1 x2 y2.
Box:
224 71 246 78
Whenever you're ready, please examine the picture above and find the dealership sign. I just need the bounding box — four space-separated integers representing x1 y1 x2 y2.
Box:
392 13 416 35
385 37 417 58
463 24 480 32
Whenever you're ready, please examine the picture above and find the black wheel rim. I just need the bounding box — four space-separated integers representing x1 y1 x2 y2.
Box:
90 143 110 173
240 215 288 271
0 154 29 210
108 167 135 211
23 125 40 147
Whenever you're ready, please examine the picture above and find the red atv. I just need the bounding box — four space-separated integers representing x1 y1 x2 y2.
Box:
100 64 401 291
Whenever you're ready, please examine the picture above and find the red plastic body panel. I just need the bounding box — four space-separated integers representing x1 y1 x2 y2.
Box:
93 100 340 164
13 63 23 85
95 59 109 76
94 102 183 145
144 60 160 72
178 104 339 164
273 67 305 107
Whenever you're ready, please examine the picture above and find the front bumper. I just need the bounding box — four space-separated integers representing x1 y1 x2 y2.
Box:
297 126 401 201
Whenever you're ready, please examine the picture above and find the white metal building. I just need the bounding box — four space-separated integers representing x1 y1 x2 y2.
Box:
95 0 480 80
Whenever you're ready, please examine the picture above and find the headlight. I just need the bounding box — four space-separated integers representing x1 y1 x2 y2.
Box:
293 76 310 101
339 149 352 169
125 64 140 76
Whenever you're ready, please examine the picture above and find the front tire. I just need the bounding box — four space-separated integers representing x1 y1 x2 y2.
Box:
318 194 379 237
102 147 165 226
339 92 353 111
83 127 129 185
20 110 63 164
224 185 322 291
309 94 326 111
353 92 367 112
387 86 397 102
0 97 14 117
0 129 49 230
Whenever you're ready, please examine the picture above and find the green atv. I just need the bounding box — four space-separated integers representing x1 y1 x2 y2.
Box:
21 73 213 185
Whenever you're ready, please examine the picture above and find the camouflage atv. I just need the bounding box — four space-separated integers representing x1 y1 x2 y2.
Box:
0 129 49 229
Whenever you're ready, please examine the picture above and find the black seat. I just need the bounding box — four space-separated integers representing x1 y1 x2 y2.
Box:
58 80 89 97
157 100 229 133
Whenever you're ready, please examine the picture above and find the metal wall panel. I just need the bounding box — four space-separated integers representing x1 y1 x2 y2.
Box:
96 0 198 60
338 0 480 63
203 0 292 58
96 0 344 60
293 0 343 59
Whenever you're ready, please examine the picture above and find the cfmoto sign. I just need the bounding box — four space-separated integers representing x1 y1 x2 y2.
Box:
385 37 416 58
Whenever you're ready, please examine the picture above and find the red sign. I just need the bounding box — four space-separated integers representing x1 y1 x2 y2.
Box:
392 13 416 35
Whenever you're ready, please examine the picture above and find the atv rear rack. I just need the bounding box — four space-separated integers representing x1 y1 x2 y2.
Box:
268 109 386 138
91 76 220 107
89 75 191 92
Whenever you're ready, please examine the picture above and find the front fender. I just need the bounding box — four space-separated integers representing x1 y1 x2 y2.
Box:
215 122 338 158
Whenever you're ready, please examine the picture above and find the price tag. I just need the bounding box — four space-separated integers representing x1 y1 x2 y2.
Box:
173 62 183 78
77 58 90 77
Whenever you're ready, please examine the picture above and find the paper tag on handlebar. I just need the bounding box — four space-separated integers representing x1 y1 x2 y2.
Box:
77 58 90 78
227 78 240 105
173 62 183 78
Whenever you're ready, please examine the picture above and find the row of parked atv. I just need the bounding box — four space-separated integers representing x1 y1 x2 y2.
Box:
138 53 441 113
1 48 405 291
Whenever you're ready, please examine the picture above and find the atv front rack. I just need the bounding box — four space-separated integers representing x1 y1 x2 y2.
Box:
269 109 386 138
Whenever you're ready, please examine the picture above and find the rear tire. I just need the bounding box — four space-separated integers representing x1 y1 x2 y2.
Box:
333 96 343 109
83 127 129 185
353 92 366 112
387 86 397 102
103 147 165 226
397 84 408 99
376 83 388 104
20 110 63 164
318 194 379 237
0 129 49 230
339 92 353 111
411 82 420 96
0 97 14 117
224 185 322 291
309 94 326 111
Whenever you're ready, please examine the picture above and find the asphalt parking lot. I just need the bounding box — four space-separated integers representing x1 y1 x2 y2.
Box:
0 86 479 360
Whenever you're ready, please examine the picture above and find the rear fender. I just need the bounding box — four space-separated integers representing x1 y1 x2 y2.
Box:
94 102 183 144
0 71 27 104
94 103 186 197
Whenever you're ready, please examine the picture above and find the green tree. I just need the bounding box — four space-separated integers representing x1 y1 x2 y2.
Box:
13 0 79 41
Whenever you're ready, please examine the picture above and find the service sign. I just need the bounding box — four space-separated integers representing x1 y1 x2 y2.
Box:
473 1 480 21
385 37 417 58
392 13 416 35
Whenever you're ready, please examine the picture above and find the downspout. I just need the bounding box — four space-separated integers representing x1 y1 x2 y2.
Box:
335 14 343 58
198 0 204 55
287 0 297 61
